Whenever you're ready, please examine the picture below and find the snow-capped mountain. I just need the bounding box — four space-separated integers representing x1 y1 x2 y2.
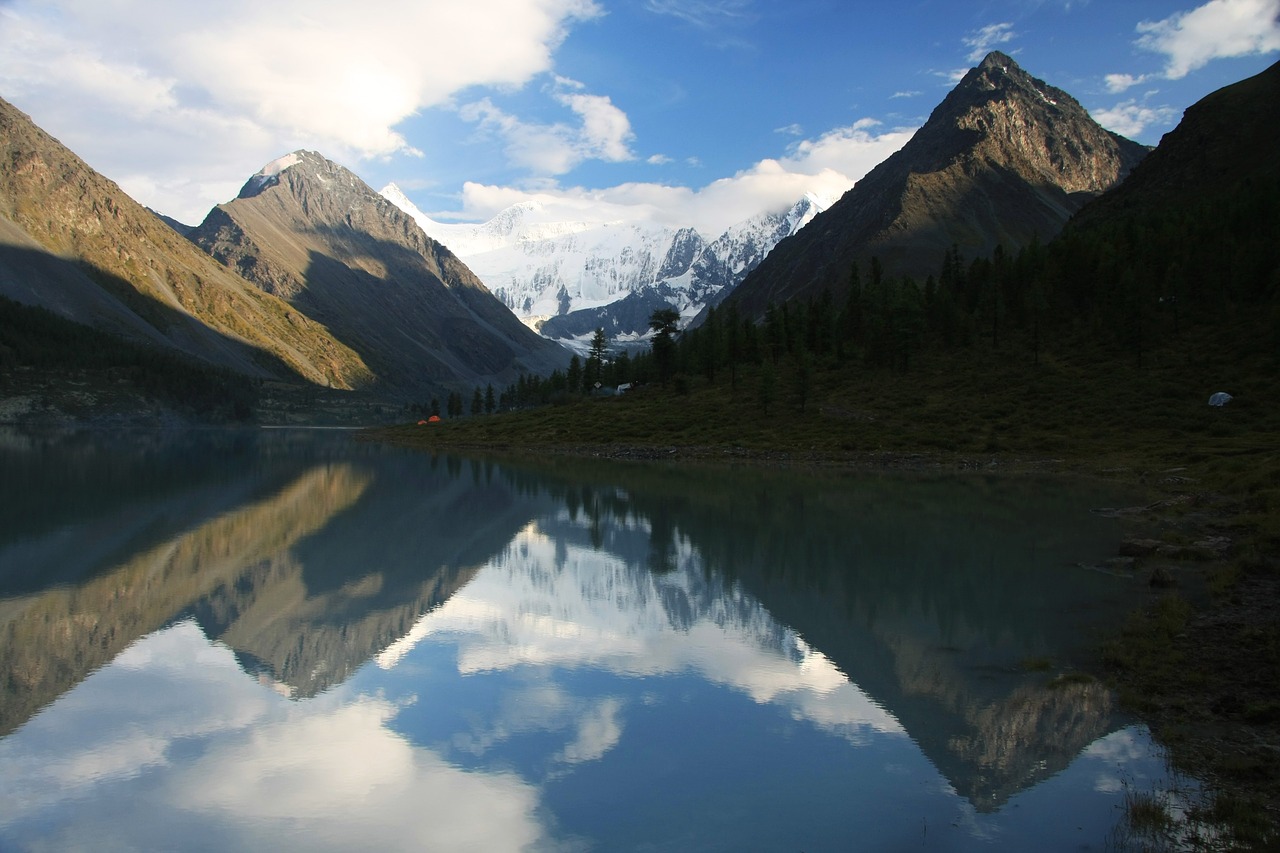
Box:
382 184 826 349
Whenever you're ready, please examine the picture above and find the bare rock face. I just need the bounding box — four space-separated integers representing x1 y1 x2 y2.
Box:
0 97 373 390
727 52 1149 318
192 151 568 398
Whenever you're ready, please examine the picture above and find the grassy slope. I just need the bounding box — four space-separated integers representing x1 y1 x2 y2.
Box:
384 316 1276 473
375 313 1280 848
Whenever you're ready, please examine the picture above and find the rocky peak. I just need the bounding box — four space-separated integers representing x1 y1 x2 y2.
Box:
928 51 1147 194
656 227 707 280
191 149 568 396
724 52 1150 318
231 150 405 233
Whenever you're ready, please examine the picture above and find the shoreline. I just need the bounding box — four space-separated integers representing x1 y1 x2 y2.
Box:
368 426 1280 847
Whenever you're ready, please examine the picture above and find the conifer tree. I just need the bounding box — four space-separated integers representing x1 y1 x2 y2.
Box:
586 328 609 390
648 308 680 382
566 355 583 394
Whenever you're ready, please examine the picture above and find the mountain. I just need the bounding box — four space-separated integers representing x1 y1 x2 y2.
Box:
0 96 373 389
1071 58 1280 226
383 186 825 347
542 195 827 341
191 152 568 399
726 51 1149 319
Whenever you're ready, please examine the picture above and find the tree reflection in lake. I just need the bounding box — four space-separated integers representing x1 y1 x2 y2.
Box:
0 429 1181 851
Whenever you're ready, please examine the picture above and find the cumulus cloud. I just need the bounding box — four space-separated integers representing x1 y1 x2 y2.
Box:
438 118 915 235
1091 100 1179 137
554 84 636 163
459 77 635 176
1135 0 1280 79
0 0 602 222
964 22 1017 62
1104 72 1150 93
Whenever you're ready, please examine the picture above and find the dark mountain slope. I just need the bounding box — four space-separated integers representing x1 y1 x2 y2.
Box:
0 96 372 389
1050 59 1280 329
191 151 568 399
1072 58 1280 224
727 52 1148 319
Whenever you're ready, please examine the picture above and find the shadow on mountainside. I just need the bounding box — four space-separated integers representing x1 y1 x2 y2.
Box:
0 245 388 422
292 224 566 388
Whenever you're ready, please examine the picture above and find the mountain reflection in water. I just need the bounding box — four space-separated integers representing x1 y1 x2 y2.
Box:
0 429 1175 851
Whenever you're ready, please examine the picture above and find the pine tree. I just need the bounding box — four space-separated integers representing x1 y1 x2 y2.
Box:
586 327 608 391
566 355 583 394
648 308 680 383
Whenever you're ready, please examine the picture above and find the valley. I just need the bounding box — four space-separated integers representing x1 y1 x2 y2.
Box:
1 44 1278 849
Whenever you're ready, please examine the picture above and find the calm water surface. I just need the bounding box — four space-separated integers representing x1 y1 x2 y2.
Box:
0 428 1182 851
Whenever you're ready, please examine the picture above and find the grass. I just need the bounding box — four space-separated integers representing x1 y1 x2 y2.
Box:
384 319 1279 480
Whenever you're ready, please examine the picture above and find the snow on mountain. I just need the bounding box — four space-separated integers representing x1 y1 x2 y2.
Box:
381 184 827 347
239 151 303 197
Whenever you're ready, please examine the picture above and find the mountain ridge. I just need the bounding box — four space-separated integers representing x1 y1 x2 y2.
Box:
191 150 569 398
725 51 1150 319
0 96 374 390
383 186 827 346
1070 57 1280 227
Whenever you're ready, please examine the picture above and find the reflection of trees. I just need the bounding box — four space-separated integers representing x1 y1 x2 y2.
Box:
2 436 1140 809
487 455 1138 810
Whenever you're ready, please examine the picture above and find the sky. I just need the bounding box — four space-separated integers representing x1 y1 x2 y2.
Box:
1 0 1277 235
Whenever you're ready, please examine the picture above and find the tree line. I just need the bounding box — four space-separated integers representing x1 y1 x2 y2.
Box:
0 295 258 420
628 170 1279 410
412 169 1277 420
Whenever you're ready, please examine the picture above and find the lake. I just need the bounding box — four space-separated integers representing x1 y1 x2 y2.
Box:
0 427 1186 851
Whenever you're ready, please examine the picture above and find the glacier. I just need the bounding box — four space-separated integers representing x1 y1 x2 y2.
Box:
382 184 828 348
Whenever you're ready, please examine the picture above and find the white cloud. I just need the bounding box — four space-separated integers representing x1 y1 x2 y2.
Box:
459 77 636 176
1091 100 1179 137
437 118 915 235
1135 0 1280 79
555 88 636 163
0 0 602 222
1104 72 1150 93
460 98 578 175
964 22 1017 62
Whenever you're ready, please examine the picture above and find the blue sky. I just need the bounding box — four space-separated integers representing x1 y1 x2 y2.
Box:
1 0 1277 234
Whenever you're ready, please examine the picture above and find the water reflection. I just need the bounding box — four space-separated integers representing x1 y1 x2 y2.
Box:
0 429 1173 851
